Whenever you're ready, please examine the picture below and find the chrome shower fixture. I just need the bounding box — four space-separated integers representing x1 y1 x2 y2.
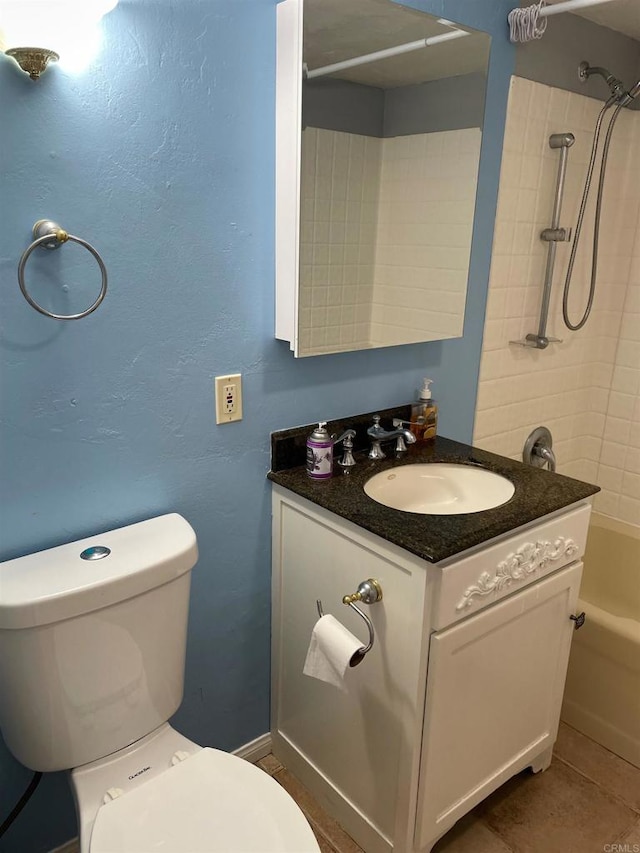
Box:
562 60 638 332
578 61 637 104
619 79 640 107
521 61 639 342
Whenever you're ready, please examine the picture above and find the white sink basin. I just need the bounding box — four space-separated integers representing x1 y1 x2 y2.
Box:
363 463 515 515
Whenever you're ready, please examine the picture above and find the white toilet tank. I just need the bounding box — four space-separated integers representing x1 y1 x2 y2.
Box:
0 514 198 772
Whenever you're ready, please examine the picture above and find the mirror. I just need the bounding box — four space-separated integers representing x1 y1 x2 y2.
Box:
275 0 491 357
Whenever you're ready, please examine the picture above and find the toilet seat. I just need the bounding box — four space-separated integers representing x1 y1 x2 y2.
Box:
89 747 320 852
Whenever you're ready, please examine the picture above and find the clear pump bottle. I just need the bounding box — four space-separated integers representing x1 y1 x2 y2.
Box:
410 378 438 443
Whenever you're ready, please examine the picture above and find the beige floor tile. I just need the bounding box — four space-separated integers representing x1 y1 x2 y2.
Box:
433 813 513 852
256 752 284 776
313 829 338 853
554 722 640 811
478 758 638 853
618 818 640 845
274 768 364 853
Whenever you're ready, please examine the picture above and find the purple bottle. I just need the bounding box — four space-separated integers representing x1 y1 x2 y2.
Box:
306 422 333 479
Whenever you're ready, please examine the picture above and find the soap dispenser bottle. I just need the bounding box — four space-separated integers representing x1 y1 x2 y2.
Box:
306 422 333 479
410 378 438 443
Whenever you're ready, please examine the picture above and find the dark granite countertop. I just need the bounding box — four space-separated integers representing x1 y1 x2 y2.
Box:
268 410 599 564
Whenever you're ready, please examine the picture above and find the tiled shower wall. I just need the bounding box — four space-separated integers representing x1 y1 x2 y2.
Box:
299 126 481 354
370 128 480 346
299 128 380 355
597 235 640 522
473 76 640 526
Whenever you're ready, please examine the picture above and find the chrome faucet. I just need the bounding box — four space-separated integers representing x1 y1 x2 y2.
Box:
367 415 416 460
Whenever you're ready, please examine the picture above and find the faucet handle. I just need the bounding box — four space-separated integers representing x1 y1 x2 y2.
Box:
367 414 384 437
367 415 385 458
334 428 356 444
523 426 556 472
392 420 411 453
334 429 357 470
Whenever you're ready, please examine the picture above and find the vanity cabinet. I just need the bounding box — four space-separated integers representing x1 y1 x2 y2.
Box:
271 485 591 853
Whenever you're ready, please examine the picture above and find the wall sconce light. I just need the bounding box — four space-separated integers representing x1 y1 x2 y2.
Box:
0 0 118 79
5 47 59 80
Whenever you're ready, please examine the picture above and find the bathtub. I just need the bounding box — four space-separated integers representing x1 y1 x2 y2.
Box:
561 512 640 769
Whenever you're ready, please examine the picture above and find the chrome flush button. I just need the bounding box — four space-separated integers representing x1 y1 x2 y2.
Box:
80 545 111 561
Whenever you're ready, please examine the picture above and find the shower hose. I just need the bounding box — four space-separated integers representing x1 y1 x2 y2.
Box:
562 96 624 331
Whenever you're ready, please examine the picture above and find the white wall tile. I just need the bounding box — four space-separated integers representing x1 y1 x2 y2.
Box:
370 128 481 346
473 76 640 528
299 125 481 353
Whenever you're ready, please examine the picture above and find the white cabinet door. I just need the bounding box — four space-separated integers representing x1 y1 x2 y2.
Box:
415 561 582 852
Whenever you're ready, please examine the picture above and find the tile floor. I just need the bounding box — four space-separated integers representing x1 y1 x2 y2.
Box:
258 723 640 853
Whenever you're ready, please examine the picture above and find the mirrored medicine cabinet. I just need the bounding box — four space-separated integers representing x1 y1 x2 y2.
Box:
275 0 491 357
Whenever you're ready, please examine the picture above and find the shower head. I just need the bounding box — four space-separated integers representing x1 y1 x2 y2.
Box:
579 62 640 108
578 61 627 101
618 80 640 107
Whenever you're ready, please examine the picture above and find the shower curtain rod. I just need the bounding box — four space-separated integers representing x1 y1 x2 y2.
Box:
306 27 469 81
512 0 619 20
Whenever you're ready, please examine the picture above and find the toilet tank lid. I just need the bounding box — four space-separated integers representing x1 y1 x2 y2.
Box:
0 514 198 630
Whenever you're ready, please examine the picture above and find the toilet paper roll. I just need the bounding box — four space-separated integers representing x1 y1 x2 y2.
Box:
303 614 364 691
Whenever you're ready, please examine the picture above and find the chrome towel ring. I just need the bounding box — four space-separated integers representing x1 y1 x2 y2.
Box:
18 220 108 320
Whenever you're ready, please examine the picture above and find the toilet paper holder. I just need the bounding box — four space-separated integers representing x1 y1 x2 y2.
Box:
316 578 383 659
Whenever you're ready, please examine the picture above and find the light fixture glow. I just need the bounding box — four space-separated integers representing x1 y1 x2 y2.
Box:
0 0 119 79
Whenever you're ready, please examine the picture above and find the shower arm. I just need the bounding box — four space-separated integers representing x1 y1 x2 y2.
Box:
578 62 630 102
510 132 574 350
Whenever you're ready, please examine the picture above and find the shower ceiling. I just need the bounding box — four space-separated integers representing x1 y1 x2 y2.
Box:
546 0 640 41
303 0 489 88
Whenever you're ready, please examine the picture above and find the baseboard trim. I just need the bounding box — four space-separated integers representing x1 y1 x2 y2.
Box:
233 732 272 763
561 701 640 770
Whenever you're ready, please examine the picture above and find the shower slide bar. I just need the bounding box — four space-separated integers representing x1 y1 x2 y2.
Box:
511 132 575 350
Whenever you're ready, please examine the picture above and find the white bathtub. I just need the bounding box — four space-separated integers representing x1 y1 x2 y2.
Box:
561 512 640 768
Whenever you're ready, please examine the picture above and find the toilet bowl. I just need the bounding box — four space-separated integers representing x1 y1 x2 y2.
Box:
0 515 320 852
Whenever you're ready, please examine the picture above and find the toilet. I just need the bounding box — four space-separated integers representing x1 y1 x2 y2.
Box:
0 514 320 853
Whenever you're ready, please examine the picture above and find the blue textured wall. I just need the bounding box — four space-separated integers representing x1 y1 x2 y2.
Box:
0 1 514 849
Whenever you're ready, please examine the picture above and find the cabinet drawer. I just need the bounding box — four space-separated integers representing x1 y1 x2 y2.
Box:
433 503 591 629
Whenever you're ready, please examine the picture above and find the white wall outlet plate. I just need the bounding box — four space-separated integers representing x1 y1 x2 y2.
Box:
215 373 243 423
